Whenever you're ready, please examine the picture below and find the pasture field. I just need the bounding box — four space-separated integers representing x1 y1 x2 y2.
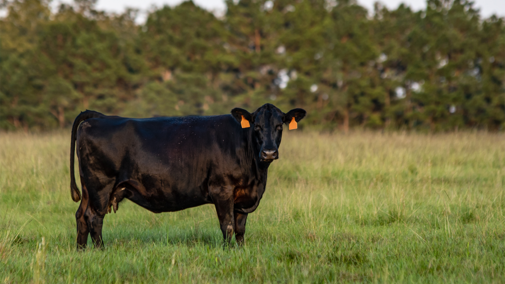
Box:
1 131 505 283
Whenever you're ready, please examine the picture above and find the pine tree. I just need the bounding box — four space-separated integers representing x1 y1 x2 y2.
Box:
39 2 137 122
0 0 51 129
324 0 379 132
140 1 229 115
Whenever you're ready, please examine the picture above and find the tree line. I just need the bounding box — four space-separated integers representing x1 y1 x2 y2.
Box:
1 0 504 131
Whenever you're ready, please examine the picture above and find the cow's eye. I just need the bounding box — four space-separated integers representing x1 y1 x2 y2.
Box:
254 125 262 131
276 125 283 131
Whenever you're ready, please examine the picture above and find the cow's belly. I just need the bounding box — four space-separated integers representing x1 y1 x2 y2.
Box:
122 183 211 213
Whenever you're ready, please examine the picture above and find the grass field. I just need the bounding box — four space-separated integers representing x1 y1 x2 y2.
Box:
1 131 505 283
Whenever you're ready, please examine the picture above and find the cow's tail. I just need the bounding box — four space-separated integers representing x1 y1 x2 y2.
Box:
70 110 105 202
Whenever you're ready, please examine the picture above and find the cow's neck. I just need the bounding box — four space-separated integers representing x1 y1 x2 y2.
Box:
254 160 270 183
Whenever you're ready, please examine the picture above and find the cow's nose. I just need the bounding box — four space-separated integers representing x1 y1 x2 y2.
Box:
261 149 278 160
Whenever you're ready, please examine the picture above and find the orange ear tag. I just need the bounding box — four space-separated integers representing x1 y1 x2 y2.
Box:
289 117 297 130
241 115 250 128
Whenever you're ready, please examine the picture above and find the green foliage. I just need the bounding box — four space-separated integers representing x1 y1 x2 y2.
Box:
0 0 504 130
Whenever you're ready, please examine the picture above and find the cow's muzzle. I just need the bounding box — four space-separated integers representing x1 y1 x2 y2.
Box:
261 149 278 162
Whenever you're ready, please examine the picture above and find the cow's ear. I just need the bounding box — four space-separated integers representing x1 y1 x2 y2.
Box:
283 108 306 130
231 108 253 128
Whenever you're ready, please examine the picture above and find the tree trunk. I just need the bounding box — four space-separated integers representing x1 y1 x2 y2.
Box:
361 113 367 128
162 69 172 81
50 106 65 128
342 108 349 134
317 94 323 109
83 96 89 109
57 106 65 128
254 29 261 53
405 84 412 129
13 117 21 129
384 88 390 129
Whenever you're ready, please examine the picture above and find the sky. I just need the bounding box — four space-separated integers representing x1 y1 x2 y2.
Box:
53 0 505 23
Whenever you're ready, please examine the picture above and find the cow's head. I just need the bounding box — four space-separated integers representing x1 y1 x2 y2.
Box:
231 104 306 163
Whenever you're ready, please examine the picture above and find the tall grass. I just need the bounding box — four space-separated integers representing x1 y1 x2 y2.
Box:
1 131 504 283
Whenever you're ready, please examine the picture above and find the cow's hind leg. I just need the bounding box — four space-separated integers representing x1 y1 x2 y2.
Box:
76 202 89 250
85 206 105 249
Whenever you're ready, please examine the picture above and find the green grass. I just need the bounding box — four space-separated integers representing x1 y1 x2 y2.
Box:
1 131 505 283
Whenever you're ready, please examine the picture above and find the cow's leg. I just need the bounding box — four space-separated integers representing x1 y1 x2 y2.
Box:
84 206 105 249
234 212 248 246
214 198 235 246
75 202 89 250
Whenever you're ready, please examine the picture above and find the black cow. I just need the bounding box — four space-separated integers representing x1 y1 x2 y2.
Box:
70 103 306 248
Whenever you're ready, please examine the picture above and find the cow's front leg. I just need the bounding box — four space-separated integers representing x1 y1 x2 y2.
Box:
234 212 248 246
213 199 235 246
